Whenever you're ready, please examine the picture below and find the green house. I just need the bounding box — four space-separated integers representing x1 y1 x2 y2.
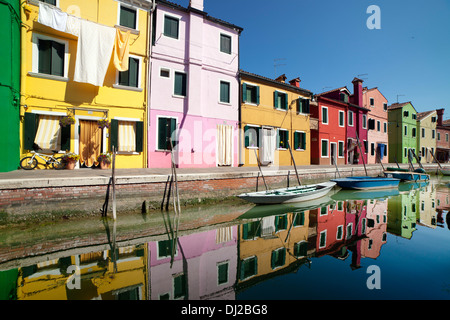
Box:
387 102 418 164
0 0 20 172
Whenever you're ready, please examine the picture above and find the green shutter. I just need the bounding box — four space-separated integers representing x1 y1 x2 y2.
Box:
60 124 71 151
304 99 310 113
301 132 306 150
120 5 136 29
38 39 51 75
23 113 38 150
174 72 186 96
51 41 64 77
294 132 299 150
135 121 143 153
274 91 279 108
170 118 177 149
129 58 139 88
242 83 247 102
158 117 167 150
297 98 302 113
256 86 260 105
283 93 288 110
110 119 119 151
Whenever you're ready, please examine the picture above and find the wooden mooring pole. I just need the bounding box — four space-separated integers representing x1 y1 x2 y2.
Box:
112 146 117 221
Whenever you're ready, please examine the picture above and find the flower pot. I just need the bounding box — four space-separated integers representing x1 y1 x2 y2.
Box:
100 161 110 169
66 160 77 170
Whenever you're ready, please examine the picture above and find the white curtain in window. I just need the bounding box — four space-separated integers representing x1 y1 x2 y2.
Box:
118 121 136 152
260 127 275 164
217 124 233 166
34 115 61 150
216 227 233 244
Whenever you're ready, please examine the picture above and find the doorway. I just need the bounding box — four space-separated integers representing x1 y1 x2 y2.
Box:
330 142 337 165
79 120 102 168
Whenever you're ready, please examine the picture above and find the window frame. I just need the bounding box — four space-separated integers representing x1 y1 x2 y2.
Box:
219 33 232 55
321 139 329 158
321 106 328 125
219 79 231 104
118 3 139 31
115 55 143 91
274 90 288 111
277 128 289 150
110 117 144 154
173 70 187 97
338 110 345 127
31 33 69 81
156 115 178 151
294 131 306 151
244 124 260 149
242 82 259 105
348 110 354 127
163 14 180 39
338 140 344 158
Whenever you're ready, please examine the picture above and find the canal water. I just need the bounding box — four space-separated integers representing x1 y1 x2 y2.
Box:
0 176 449 300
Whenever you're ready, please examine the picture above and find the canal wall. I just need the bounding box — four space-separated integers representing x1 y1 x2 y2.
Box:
0 163 444 218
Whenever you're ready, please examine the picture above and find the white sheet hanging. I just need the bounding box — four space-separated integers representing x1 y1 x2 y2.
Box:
73 19 116 87
38 2 68 32
260 127 275 164
65 15 81 37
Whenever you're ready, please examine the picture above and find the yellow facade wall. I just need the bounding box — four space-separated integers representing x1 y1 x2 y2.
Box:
240 75 312 167
19 0 150 169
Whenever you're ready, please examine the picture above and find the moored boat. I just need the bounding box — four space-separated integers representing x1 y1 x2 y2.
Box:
439 168 450 176
384 168 430 182
330 176 400 190
237 181 336 205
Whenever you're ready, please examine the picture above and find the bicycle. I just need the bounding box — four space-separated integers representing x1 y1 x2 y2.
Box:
20 149 65 170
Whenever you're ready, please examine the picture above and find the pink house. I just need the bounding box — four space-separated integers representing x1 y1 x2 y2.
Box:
148 0 243 168
363 87 389 164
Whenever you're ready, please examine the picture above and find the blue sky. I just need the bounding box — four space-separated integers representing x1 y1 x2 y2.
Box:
176 0 450 118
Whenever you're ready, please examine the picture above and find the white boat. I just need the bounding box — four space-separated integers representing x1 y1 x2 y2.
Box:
237 181 337 205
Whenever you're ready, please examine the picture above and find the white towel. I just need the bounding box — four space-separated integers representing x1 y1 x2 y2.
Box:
74 19 116 87
65 15 80 36
38 2 67 32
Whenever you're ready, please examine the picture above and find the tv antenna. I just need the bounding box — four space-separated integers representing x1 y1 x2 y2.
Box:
357 73 369 81
274 58 286 77
396 94 405 103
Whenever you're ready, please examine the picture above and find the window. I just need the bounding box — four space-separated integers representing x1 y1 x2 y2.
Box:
421 128 425 138
158 240 176 258
217 262 229 285
219 81 230 103
383 103 387 111
322 107 328 124
242 221 261 239
348 110 354 126
337 225 343 240
446 133 449 142
277 129 289 149
157 117 177 150
370 98 374 107
404 125 408 136
363 140 368 154
346 223 353 239
437 132 441 140
339 92 348 102
274 91 288 110
412 113 416 120
164 15 179 39
377 120 380 132
319 230 327 248
37 38 65 77
160 68 170 78
242 83 259 105
338 141 344 157
432 129 435 139
363 115 367 129
220 34 231 54
412 127 416 137
110 119 144 153
41 0 56 5
297 98 310 114
321 139 329 157
293 241 308 257
371 143 375 156
384 122 387 133
403 110 409 117
240 256 257 280
244 125 259 148
271 248 286 269
173 274 186 299
294 131 306 150
339 111 345 127
293 212 305 226
174 71 187 96
118 57 140 88
119 4 137 29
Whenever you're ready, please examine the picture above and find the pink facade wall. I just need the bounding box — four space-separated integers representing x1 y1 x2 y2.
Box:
363 88 389 164
148 3 241 168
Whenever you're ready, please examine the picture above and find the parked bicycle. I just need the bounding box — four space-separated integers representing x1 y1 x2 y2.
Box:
20 148 65 170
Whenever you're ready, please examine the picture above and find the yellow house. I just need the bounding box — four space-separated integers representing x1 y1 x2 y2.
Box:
416 110 438 163
19 0 153 169
239 71 313 167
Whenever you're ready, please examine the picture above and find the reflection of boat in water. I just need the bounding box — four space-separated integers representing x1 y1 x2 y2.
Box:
331 188 399 201
238 196 335 220
398 180 429 192
330 176 400 190
237 181 336 205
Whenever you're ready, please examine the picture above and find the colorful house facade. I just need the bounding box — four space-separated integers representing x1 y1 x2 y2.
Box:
240 71 313 167
416 110 438 163
0 0 20 172
148 0 243 168
19 0 152 169
387 102 418 164
436 109 450 163
363 87 389 164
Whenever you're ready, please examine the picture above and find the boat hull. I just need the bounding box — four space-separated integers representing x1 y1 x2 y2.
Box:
237 181 336 205
330 177 400 190
384 171 430 182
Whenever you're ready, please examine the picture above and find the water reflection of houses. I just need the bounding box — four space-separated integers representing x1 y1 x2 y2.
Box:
388 185 420 239
416 183 437 229
14 244 148 300
236 207 316 291
148 227 238 300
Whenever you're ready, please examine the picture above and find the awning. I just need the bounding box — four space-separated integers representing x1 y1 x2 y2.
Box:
34 115 61 151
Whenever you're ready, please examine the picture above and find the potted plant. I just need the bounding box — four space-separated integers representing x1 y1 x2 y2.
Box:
60 116 75 127
97 119 110 129
97 152 111 169
62 152 80 169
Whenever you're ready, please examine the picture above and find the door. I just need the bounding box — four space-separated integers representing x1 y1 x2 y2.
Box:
79 120 102 167
330 142 337 165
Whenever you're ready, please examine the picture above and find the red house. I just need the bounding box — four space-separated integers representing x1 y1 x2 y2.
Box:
311 78 369 165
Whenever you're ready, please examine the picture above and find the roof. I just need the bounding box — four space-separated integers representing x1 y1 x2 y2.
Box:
443 119 450 127
387 101 416 111
315 87 350 97
239 70 313 96
416 110 436 121
156 0 243 33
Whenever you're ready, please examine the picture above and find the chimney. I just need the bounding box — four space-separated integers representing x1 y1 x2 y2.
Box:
289 77 301 88
189 0 204 11
437 108 444 126
352 77 363 107
275 74 287 83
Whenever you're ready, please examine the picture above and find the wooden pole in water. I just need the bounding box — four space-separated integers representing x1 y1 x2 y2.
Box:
253 149 268 190
429 147 443 169
355 132 368 176
112 146 117 221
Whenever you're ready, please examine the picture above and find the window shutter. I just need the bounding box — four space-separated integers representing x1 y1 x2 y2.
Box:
274 91 279 108
256 86 260 105
52 41 64 77
60 124 71 151
301 132 306 150
242 83 247 102
244 126 250 147
129 58 139 88
271 250 276 269
135 121 143 152
283 93 288 110
297 98 302 113
304 99 310 113
294 132 299 150
110 119 119 151
38 39 51 75
170 118 177 149
157 117 167 150
23 112 38 150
